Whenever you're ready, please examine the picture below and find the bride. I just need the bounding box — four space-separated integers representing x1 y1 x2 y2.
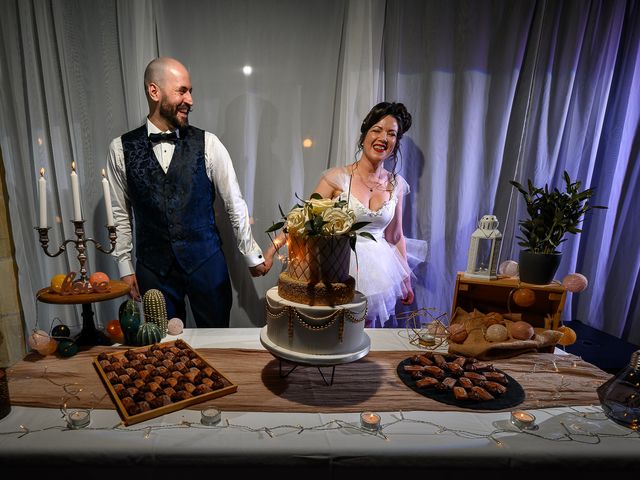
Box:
309 102 427 327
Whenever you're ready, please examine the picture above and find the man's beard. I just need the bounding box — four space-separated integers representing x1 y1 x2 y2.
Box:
160 100 189 129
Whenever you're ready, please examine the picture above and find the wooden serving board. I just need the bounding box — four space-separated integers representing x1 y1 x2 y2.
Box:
93 339 237 426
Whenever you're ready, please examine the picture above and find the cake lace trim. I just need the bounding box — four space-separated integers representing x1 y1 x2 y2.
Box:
265 297 367 343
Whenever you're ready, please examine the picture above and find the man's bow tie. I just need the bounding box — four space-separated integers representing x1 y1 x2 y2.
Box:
149 131 178 143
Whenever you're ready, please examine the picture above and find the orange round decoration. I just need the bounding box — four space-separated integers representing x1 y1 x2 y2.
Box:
89 271 110 286
105 319 124 344
37 339 59 356
50 274 67 293
513 288 536 307
557 326 577 346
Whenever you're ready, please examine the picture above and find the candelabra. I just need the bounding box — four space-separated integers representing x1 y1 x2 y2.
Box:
34 220 129 346
35 220 117 283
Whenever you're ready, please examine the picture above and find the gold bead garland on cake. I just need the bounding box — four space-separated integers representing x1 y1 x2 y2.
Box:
265 297 367 343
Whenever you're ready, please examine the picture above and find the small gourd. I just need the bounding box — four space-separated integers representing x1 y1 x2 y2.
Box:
136 322 163 346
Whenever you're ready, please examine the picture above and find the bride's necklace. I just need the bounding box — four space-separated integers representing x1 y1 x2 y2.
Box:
356 167 387 192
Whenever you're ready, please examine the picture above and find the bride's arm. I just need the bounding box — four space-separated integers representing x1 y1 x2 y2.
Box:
313 176 338 198
384 195 414 305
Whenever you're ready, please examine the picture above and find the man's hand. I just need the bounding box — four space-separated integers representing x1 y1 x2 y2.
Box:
249 262 270 277
122 274 141 301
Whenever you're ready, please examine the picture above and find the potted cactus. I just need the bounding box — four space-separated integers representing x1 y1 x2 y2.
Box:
509 171 606 284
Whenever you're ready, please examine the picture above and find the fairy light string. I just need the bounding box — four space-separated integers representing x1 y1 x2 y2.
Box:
1 367 636 443
2 407 640 445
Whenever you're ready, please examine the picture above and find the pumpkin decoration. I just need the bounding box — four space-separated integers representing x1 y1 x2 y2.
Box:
136 322 163 346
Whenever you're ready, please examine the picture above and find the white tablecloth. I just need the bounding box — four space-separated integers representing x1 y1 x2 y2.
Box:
0 329 637 477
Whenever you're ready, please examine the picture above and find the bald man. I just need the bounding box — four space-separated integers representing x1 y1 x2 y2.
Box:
107 57 271 328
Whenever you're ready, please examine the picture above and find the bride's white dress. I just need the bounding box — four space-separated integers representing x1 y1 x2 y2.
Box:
322 167 428 327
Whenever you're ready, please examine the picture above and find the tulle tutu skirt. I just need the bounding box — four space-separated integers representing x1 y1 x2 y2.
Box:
350 236 428 328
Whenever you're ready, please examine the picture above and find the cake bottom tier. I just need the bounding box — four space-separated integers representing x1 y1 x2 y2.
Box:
278 272 355 306
265 286 368 355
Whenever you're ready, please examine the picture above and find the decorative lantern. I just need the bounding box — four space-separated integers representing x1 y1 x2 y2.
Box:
465 214 502 280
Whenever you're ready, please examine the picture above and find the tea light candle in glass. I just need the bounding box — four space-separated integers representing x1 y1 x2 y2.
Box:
201 407 221 425
510 410 536 429
360 411 381 431
67 408 91 429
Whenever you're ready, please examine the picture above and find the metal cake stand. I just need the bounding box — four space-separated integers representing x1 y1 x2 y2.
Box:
259 326 371 385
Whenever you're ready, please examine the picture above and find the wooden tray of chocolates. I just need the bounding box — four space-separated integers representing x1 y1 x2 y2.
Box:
93 339 237 426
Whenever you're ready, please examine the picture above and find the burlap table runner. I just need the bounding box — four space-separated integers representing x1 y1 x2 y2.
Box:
6 347 611 413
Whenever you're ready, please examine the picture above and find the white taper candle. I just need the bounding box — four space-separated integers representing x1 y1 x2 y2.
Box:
71 162 82 221
38 168 47 228
101 169 114 226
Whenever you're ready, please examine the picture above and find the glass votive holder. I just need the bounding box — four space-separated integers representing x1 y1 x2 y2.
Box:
360 411 381 431
201 407 221 426
67 408 91 429
510 410 536 430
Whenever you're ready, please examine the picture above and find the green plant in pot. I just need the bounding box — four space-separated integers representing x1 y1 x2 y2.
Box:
509 171 606 285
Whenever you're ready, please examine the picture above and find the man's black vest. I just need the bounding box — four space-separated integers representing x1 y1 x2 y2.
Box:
122 125 221 276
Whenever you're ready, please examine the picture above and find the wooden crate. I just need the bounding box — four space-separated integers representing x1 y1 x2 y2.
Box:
451 272 567 330
93 339 237 426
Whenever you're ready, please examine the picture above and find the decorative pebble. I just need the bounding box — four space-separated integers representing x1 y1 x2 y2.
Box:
562 273 588 293
513 288 536 307
510 320 535 340
484 312 504 326
557 325 577 346
485 324 509 342
498 260 519 277
167 318 184 335
448 324 468 344
28 329 51 351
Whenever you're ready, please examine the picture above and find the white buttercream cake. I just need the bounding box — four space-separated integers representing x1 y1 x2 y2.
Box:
265 286 368 355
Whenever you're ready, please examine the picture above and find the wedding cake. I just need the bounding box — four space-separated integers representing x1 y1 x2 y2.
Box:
262 196 369 357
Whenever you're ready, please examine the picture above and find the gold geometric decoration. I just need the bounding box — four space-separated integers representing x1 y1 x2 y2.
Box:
397 307 449 351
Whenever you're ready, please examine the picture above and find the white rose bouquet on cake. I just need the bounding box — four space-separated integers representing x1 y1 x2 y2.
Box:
267 193 375 251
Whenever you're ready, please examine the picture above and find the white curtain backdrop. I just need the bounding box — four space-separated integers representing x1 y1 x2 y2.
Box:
1 0 638 345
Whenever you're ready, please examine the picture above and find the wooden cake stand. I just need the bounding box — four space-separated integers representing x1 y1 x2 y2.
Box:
36 280 131 346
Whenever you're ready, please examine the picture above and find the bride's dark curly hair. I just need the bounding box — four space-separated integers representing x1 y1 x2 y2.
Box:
355 102 412 179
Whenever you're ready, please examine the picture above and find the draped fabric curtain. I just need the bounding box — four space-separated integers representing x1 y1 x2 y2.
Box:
1 0 638 344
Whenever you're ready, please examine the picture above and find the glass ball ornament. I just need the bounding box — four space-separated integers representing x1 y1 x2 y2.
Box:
105 319 124 344
51 324 71 339
498 260 519 277
562 273 588 293
167 317 184 335
57 339 79 357
512 288 536 307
